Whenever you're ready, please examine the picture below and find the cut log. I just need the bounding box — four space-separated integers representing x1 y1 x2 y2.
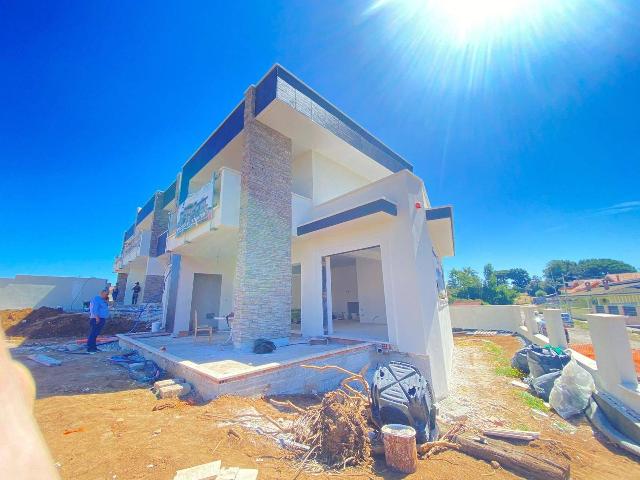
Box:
382 424 418 474
451 434 570 480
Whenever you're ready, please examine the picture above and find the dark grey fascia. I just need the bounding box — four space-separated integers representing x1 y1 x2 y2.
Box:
255 65 413 174
297 199 397 236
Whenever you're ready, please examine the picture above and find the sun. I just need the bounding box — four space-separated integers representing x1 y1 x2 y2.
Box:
367 0 547 46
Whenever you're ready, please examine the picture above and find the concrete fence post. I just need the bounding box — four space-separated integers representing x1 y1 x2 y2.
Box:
587 314 638 391
520 305 539 339
542 309 568 349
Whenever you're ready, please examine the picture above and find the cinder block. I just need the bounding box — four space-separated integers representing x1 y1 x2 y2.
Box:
173 460 221 480
153 378 185 389
157 382 192 399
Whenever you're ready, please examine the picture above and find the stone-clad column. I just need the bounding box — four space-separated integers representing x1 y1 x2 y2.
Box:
232 86 293 349
143 192 170 303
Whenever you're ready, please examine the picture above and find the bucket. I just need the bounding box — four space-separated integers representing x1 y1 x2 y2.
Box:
151 321 162 333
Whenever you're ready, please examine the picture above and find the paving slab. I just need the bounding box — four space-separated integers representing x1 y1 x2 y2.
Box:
157 382 192 399
173 460 221 480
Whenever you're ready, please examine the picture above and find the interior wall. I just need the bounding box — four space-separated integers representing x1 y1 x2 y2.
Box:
330 262 358 319
312 151 369 205
355 256 387 324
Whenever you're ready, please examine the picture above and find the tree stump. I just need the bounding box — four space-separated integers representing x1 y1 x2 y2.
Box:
382 424 418 474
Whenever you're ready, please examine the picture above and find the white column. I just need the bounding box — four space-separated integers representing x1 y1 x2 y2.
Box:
300 249 324 337
173 258 195 335
325 256 333 335
543 308 568 348
587 314 638 390
521 305 539 337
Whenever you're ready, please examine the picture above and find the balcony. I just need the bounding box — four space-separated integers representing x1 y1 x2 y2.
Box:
114 230 151 271
167 167 241 251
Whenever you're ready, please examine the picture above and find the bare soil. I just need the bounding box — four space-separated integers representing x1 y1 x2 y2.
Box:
9 334 640 479
2 307 135 340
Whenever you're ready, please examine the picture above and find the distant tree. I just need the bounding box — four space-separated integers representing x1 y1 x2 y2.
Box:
526 275 543 296
504 268 531 291
543 260 578 283
575 258 637 279
447 268 482 300
495 270 510 286
492 284 520 305
534 289 547 297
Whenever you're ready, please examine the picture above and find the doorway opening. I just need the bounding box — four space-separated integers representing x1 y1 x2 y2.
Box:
325 246 388 341
190 273 222 331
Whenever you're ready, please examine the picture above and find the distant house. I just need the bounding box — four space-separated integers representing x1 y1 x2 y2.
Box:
563 276 640 322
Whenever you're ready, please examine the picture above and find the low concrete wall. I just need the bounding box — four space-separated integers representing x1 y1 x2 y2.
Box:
0 275 107 311
450 304 640 414
450 305 522 332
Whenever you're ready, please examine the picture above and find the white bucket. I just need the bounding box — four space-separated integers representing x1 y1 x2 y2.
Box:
151 321 162 333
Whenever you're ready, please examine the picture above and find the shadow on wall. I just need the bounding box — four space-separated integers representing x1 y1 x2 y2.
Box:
0 275 108 311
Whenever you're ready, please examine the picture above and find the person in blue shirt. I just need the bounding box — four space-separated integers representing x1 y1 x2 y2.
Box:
88 289 110 353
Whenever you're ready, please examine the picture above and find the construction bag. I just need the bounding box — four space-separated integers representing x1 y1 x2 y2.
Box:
549 359 595 419
527 344 570 379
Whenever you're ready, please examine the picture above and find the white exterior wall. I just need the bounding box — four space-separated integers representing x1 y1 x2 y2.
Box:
311 151 369 205
123 261 147 304
292 170 454 399
449 305 523 331
0 275 107 311
173 255 236 334
355 257 387 324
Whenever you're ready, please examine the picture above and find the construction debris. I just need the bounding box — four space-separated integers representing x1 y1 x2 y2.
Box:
173 459 258 480
28 354 62 366
450 434 570 480
275 364 371 469
156 379 192 399
483 428 540 441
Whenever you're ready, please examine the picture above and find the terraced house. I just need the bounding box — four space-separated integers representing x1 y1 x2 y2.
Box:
114 65 456 395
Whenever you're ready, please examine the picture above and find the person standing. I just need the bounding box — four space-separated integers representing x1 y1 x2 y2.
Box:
131 282 141 305
88 289 110 353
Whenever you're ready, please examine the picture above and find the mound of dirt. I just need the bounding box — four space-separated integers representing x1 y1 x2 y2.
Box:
2 307 136 339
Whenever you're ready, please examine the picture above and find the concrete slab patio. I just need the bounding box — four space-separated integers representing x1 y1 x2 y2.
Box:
118 332 377 399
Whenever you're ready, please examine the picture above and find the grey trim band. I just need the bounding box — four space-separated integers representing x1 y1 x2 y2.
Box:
297 199 397 236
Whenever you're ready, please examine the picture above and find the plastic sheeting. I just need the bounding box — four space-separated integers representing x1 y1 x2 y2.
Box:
549 359 595 419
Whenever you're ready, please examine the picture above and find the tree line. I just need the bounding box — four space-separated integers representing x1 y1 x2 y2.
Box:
447 258 637 305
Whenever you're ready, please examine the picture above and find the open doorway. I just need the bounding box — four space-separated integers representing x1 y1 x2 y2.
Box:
190 273 222 331
326 246 388 341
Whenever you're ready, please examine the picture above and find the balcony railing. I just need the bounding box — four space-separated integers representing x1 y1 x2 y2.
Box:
116 230 151 269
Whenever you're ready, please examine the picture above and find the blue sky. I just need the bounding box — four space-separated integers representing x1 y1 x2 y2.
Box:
1 0 639 283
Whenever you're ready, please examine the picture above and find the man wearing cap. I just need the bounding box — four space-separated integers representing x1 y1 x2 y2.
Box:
88 289 110 353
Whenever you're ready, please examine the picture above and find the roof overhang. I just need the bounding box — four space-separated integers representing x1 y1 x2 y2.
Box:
426 206 455 258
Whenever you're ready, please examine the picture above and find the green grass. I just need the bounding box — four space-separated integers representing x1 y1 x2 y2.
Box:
513 422 534 431
574 320 589 330
517 391 550 412
482 340 525 378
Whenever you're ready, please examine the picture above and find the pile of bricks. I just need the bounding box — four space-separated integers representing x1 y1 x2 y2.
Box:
153 378 192 399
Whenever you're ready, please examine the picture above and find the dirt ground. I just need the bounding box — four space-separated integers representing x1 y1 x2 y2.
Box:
8 334 640 479
1 307 136 340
